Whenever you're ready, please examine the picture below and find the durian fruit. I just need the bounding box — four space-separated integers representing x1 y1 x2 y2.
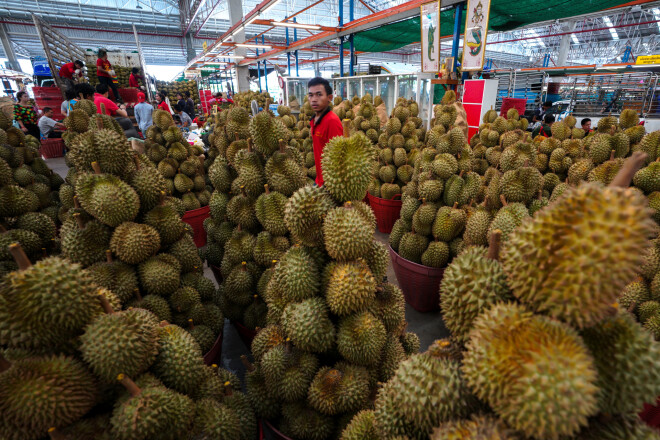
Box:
430 414 520 440
110 374 194 440
0 355 97 440
321 132 377 203
502 154 656 328
260 342 318 402
279 401 335 440
336 311 386 366
440 231 512 343
110 222 161 265
620 110 640 130
75 170 140 227
575 414 660 440
340 410 379 440
462 303 599 439
282 297 336 353
308 362 370 416
151 324 206 395
285 185 335 246
323 202 375 261
80 305 160 382
255 184 288 236
325 260 376 316
373 340 477 438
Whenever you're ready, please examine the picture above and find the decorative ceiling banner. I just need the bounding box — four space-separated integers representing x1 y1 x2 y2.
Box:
420 0 441 73
462 0 492 71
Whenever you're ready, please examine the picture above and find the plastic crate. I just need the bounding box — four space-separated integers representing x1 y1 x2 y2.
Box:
367 193 402 234
500 97 528 117
32 86 63 98
264 420 294 440
231 320 257 349
389 245 444 312
182 205 210 247
202 331 223 366
40 138 65 159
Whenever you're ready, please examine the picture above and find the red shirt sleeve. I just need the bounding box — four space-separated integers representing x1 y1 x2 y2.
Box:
326 114 344 141
129 74 138 88
59 63 74 78
158 102 170 112
105 98 118 116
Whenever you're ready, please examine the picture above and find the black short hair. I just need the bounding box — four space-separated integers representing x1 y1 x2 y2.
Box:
173 104 182 112
42 107 52 113
308 77 332 95
74 60 84 67
543 101 553 108
75 83 96 99
96 83 109 95
65 88 77 100
581 118 591 126
185 91 191 98
176 92 183 98
98 49 107 58
132 67 139 74
16 91 27 100
544 114 556 124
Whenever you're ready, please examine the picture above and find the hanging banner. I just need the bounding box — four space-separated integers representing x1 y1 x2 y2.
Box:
420 0 441 73
462 0 491 71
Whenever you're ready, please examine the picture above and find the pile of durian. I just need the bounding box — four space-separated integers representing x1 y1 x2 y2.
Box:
346 93 384 145
155 79 200 106
369 98 426 200
243 131 420 439
232 90 272 113
341 152 660 439
0 124 64 275
0 104 257 440
57 101 223 353
142 109 211 211
204 104 307 331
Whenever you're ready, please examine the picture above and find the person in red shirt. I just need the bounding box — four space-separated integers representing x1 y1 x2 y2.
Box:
308 77 344 186
94 83 127 117
96 49 123 103
59 60 84 92
156 92 170 112
129 68 143 88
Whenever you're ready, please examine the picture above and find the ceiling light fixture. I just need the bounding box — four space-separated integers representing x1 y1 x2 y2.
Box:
235 43 272 49
271 21 321 30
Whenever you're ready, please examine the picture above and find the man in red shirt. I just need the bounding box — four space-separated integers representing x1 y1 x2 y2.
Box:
94 83 127 117
129 68 143 88
308 77 344 186
96 49 123 103
59 60 84 92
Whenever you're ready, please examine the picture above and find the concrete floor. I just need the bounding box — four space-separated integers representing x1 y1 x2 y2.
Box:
46 155 449 438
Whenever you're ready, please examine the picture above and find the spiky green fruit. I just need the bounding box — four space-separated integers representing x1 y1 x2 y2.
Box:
323 203 374 261
502 183 655 328
282 297 335 353
285 185 335 246
280 401 334 440
260 344 318 402
340 410 379 440
398 231 429 264
463 207 492 246
308 362 370 416
337 311 386 366
152 324 206 395
326 260 376 316
110 222 161 265
321 133 377 203
430 414 519 440
462 303 598 439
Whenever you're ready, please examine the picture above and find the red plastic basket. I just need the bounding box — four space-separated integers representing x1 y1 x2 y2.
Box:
182 205 210 247
118 88 139 104
367 193 402 234
264 420 294 440
500 97 528 117
231 320 257 349
32 86 63 98
202 330 223 366
389 245 444 312
40 138 65 159
640 397 660 430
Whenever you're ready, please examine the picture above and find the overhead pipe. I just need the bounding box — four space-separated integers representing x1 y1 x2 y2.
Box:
349 0 354 76
339 0 344 77
294 18 299 76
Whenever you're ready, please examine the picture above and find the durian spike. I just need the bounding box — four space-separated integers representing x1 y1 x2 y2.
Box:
117 374 142 397
9 243 31 270
609 151 648 188
487 229 502 261
73 195 81 209
0 353 11 372
90 161 102 174
342 119 351 138
240 355 256 372
106 250 113 263
98 294 115 314
499 194 508 206
48 427 65 440
73 213 85 230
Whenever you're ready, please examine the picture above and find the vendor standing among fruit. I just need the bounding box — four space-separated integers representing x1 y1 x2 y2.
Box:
14 91 39 139
96 49 123 104
308 77 343 187
58 60 84 93
129 68 143 89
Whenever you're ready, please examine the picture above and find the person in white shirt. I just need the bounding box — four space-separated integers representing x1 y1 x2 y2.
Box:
133 92 154 135
38 107 66 139
173 104 192 128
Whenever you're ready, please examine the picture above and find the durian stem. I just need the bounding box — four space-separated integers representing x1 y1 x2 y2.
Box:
134 288 142 301
133 154 141 170
118 374 142 397
247 138 253 152
452 202 458 209
609 150 616 161
499 194 508 206
159 191 166 206
264 184 270 194
278 139 285 153
342 119 351 138
0 353 11 372
105 250 113 263
159 320 170 327
48 428 65 440
609 151 648 188
487 229 502 261
91 162 102 174
188 319 195 330
0 224 6 233
224 381 234 397
73 213 85 230
95 113 104 130
98 294 115 314
73 195 81 209
240 355 255 372
8 243 31 270
628 301 636 314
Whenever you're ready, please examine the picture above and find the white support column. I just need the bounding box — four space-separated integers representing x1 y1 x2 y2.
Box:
313 51 321 77
557 21 577 68
0 24 21 72
227 0 249 92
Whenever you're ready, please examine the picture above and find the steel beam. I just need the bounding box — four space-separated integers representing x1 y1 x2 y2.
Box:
0 24 21 71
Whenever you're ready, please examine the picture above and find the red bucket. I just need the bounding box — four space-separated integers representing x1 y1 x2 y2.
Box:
202 330 223 366
500 97 528 117
40 138 65 159
264 420 294 440
182 205 210 247
367 193 402 234
231 320 257 348
389 245 444 312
